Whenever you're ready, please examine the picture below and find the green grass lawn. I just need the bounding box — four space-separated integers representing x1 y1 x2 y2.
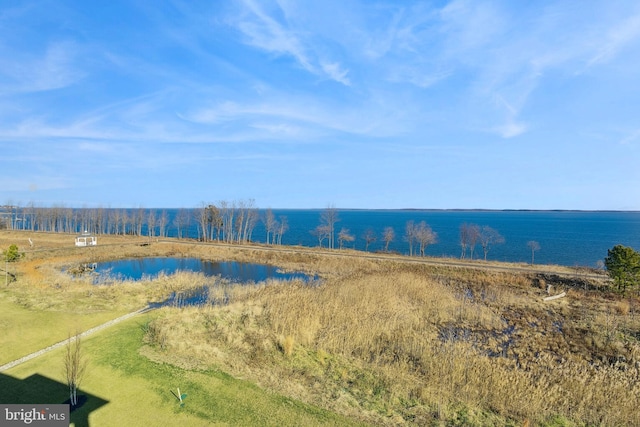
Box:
0 293 130 364
1 313 368 427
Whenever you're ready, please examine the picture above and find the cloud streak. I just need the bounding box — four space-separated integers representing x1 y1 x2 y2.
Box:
232 0 351 85
1 0 639 209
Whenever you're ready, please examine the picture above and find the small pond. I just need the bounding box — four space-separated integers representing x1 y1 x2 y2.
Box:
92 257 315 283
86 257 317 309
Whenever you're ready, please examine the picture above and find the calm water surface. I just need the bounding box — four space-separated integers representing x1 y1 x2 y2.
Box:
77 209 640 267
94 258 314 283
257 210 640 267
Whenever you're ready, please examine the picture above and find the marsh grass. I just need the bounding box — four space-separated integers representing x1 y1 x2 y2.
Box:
145 265 640 426
3 231 636 426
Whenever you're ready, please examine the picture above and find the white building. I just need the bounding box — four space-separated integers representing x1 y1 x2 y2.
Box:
75 231 97 247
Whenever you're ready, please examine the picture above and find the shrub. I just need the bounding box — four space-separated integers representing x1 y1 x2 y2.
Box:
3 244 22 262
604 245 640 292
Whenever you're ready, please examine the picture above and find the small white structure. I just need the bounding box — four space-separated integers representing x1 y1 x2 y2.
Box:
75 231 97 247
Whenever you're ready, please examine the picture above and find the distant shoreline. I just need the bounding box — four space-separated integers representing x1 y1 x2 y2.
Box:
2 206 639 213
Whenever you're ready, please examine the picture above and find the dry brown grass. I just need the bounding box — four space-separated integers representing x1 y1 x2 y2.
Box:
140 258 639 426
3 230 636 426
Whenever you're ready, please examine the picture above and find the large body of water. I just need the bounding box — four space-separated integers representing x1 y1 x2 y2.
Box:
161 209 639 268
14 207 639 268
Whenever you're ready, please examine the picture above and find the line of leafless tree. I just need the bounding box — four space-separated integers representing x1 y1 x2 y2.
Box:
264 209 289 245
459 223 505 260
0 201 293 246
2 203 518 261
311 205 340 249
404 220 438 257
196 200 290 245
306 209 509 260
0 204 176 236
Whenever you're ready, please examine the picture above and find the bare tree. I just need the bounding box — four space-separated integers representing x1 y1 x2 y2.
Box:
362 228 377 252
26 202 36 231
338 227 355 249
64 332 87 408
120 209 130 235
109 209 120 235
383 226 395 252
209 205 223 241
275 215 288 245
459 223 471 259
320 205 340 249
527 240 541 264
264 209 276 244
235 200 249 243
134 207 145 236
197 203 210 241
95 207 106 234
220 201 235 243
478 226 505 261
198 203 223 242
405 221 417 256
466 224 480 260
147 210 156 238
158 210 169 237
311 225 330 248
63 207 73 233
414 221 437 257
237 199 258 243
173 208 190 239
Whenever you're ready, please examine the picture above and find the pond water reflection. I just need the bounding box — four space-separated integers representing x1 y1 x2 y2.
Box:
90 257 317 308
93 257 315 283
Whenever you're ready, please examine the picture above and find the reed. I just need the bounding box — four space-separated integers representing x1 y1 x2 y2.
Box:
5 231 635 425
144 261 640 425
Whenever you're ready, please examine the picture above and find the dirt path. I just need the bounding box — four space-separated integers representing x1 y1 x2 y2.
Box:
0 306 151 372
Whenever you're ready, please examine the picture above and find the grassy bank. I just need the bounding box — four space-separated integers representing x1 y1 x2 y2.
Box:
2 314 362 426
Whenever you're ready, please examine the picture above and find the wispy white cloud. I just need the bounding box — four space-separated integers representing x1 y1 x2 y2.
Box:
232 0 350 85
77 142 115 153
438 0 506 53
493 121 528 139
0 175 70 193
0 41 85 94
236 0 313 70
1 0 639 209
620 129 640 146
588 12 640 67
387 65 451 89
181 90 414 140
320 61 350 86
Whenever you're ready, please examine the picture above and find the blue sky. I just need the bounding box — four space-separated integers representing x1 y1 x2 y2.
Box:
1 0 639 209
